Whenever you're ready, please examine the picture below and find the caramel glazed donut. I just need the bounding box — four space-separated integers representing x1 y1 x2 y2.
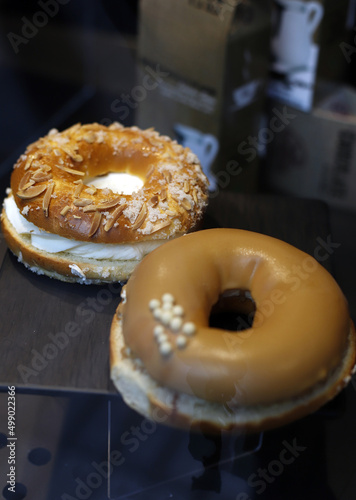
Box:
110 228 356 433
1 123 209 283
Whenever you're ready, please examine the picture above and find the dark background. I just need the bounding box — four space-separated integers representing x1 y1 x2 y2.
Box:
0 0 138 174
1 0 354 317
0 1 356 499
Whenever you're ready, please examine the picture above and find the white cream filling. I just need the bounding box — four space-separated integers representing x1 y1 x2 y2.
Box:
4 195 164 260
84 172 143 195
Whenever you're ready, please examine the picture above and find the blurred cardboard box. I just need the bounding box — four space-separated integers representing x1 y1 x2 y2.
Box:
136 0 272 194
268 0 352 112
266 85 356 211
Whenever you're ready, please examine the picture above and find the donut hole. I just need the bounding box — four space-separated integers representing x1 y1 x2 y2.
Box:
209 289 255 332
84 172 144 195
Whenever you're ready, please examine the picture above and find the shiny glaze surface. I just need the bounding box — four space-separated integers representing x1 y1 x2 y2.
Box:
10 123 208 243
122 229 351 405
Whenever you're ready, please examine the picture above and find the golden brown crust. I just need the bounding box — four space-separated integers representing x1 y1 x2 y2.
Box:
10 123 209 244
1 207 140 283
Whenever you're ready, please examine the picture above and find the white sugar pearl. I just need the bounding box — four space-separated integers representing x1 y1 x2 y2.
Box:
157 333 169 344
162 293 174 304
153 308 163 320
149 299 160 311
182 322 196 336
153 325 165 338
172 305 184 317
159 341 173 357
161 310 173 326
176 335 187 349
170 317 183 332
162 301 173 311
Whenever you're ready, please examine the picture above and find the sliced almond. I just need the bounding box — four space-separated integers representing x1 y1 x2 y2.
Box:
18 171 32 191
163 171 172 183
192 189 198 204
73 153 83 162
148 220 171 234
109 122 124 130
31 173 53 182
22 179 36 191
84 186 97 195
65 123 81 136
149 137 164 149
96 197 121 210
88 211 102 237
181 198 192 211
83 132 95 144
146 165 155 178
184 181 190 194
160 188 167 201
104 204 127 232
56 164 85 176
17 184 47 199
73 215 81 219
82 205 98 213
169 195 185 214
149 195 159 207
73 199 93 207
74 181 84 197
60 205 71 216
43 182 54 217
131 203 147 230
24 155 35 171
31 167 44 175
177 205 186 215
96 132 105 144
22 180 36 190
61 146 83 162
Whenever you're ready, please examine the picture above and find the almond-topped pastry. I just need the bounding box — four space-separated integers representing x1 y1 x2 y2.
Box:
110 228 356 432
1 123 209 283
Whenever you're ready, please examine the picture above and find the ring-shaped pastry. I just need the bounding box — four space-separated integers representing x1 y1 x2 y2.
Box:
110 228 356 432
1 123 208 283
